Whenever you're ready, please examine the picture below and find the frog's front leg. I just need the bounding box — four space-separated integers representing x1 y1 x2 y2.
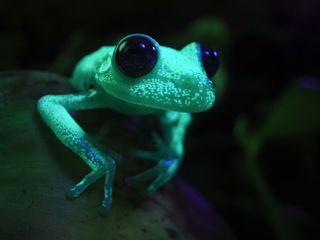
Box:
37 91 116 213
127 111 192 195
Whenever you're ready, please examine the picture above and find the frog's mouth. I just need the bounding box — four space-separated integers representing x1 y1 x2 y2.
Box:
97 73 215 113
114 80 215 113
124 74 216 112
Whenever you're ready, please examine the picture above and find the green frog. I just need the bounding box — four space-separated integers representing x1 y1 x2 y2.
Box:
37 33 220 214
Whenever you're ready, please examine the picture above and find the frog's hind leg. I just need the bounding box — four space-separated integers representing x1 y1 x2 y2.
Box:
131 132 166 161
37 91 116 213
126 158 179 195
125 164 160 186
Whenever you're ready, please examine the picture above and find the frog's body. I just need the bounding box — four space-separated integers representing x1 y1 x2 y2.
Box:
37 34 219 214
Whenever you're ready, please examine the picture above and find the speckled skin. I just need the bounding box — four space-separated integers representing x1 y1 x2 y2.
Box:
37 34 216 214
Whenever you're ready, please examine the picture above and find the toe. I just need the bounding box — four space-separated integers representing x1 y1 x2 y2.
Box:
66 188 78 200
99 198 112 216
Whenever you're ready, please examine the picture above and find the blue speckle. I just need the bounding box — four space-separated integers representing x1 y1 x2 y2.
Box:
79 137 100 162
163 159 175 167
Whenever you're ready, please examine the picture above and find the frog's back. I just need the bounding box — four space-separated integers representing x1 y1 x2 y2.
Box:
70 46 114 91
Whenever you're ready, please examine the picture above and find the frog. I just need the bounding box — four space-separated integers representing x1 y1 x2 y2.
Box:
37 33 220 214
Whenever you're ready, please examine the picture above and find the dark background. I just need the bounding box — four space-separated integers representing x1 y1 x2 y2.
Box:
1 0 319 239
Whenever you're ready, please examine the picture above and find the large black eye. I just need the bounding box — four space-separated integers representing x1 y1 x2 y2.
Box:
115 34 158 77
199 44 220 79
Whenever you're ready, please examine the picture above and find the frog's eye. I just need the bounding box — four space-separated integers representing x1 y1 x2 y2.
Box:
114 34 158 77
199 44 220 79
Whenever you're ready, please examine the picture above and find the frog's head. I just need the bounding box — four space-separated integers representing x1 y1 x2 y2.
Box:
96 34 220 112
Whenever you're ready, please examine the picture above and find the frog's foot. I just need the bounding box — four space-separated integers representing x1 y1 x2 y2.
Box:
126 158 180 195
66 159 116 214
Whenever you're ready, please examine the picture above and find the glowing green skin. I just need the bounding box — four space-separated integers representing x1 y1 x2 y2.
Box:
37 34 216 214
